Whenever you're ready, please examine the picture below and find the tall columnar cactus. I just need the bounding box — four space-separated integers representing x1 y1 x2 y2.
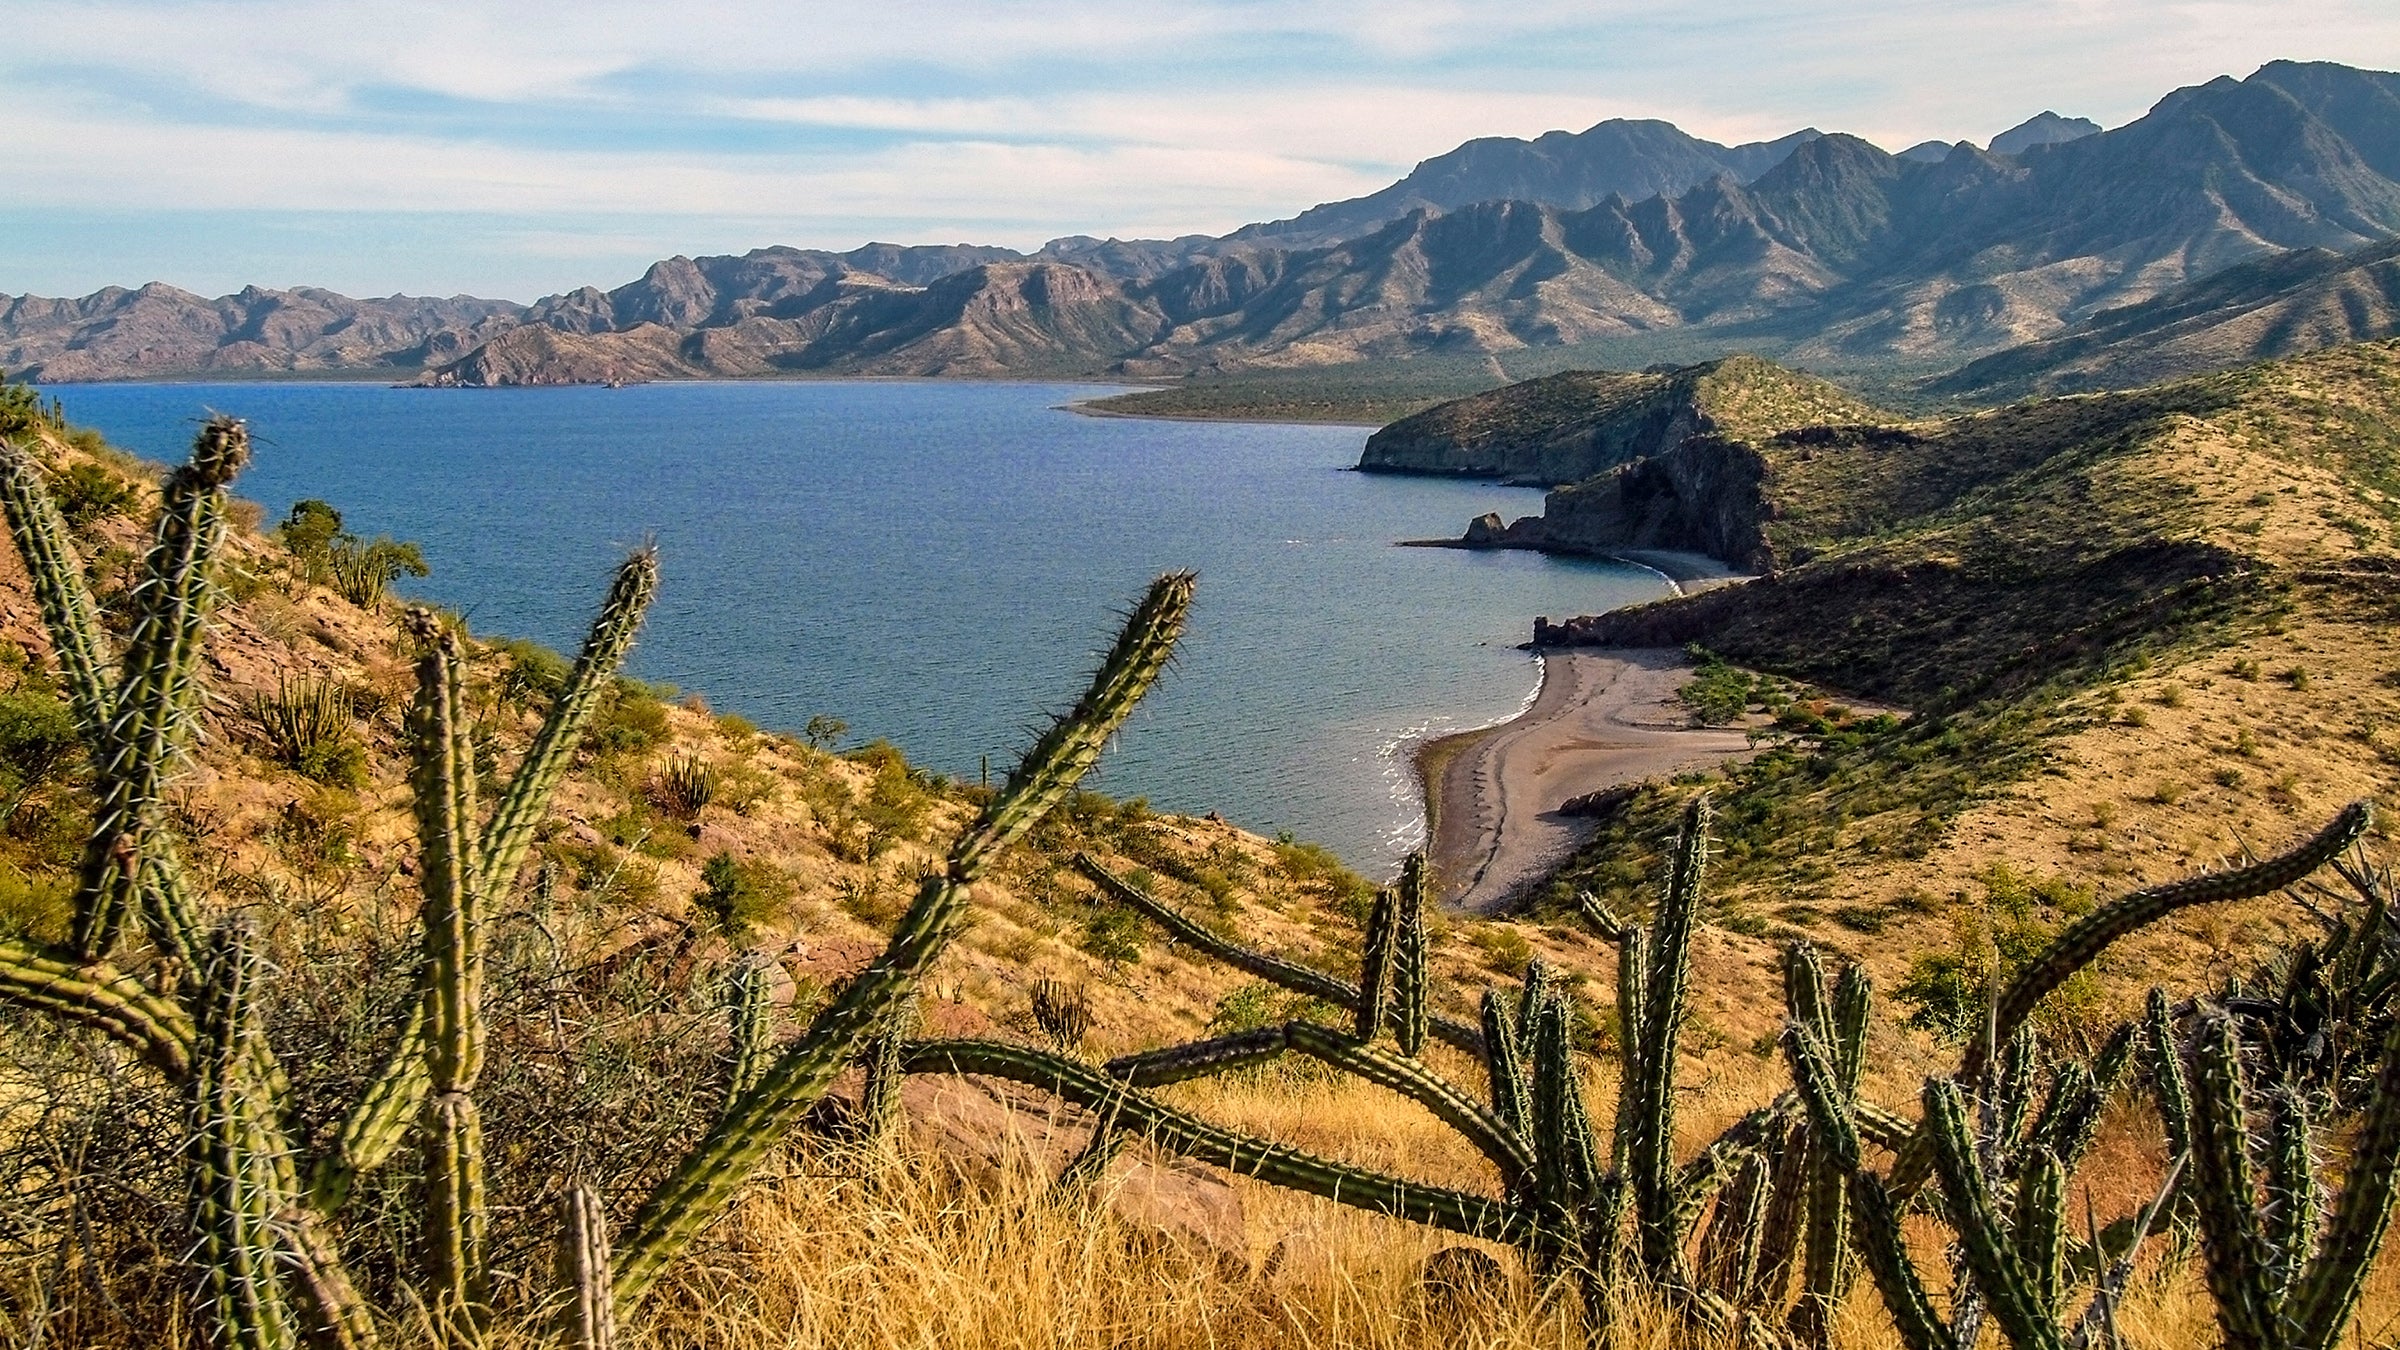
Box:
2166 995 2400 1350
1394 851 1430 1057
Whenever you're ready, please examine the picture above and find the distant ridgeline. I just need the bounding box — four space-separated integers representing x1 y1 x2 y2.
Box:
8 61 2400 394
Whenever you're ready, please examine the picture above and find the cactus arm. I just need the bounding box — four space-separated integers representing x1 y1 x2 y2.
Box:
306 986 431 1216
560 1182 617 1350
1103 1021 1533 1184
1072 850 1485 1055
189 925 301 1350
1577 890 1632 943
2146 990 2195 1163
611 573 1191 1311
1924 1080 2064 1350
0 935 193 1077
2263 1089 2317 1302
899 1037 1522 1241
2289 984 2400 1350
1480 990 1533 1140
1394 852 1429 1057
2015 1148 2067 1319
1611 932 1648 1174
272 1207 380 1350
1886 803 2372 1200
1105 1026 1291 1085
404 613 488 1326
1354 888 1395 1042
476 549 656 900
1630 795 1709 1280
71 418 248 964
2187 1010 2281 1349
727 959 773 1105
1971 802 2368 1090
860 998 912 1145
0 437 117 731
1783 1016 1960 1350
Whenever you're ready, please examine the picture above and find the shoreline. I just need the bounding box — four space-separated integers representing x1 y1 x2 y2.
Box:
1418 647 1758 912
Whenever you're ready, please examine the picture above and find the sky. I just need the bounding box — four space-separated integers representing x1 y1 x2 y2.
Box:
4 0 2398 302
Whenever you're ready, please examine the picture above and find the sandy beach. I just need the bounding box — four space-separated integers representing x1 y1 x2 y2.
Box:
1423 648 1756 912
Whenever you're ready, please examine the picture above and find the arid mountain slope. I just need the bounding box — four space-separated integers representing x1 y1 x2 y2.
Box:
1927 236 2400 400
13 62 2400 385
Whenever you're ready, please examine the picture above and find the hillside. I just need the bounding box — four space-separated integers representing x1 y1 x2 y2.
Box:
1358 354 1886 486
16 62 2400 388
1504 341 2400 1007
1927 235 2400 401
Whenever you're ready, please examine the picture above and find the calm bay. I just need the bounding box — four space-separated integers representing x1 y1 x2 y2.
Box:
56 380 1667 876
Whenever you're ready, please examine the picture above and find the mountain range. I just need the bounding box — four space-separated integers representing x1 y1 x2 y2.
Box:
7 60 2400 394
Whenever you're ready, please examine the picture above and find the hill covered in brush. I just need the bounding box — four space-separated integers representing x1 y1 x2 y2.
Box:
1358 354 1887 487
1479 342 2400 1022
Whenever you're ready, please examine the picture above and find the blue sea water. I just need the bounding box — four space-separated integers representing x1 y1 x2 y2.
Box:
54 380 1667 877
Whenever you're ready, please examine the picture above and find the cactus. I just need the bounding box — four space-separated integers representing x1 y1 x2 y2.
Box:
608 571 1192 1309
559 1181 616 1350
188 923 301 1350
1354 886 1396 1041
1395 852 1430 1057
908 805 1768 1336
2164 993 2400 1350
727 959 776 1103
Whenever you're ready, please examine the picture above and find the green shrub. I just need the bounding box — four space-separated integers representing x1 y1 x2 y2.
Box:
1680 647 1758 725
0 684 80 800
1470 924 1535 974
491 636 572 707
694 850 789 935
1077 904 1145 966
586 682 670 755
52 460 138 526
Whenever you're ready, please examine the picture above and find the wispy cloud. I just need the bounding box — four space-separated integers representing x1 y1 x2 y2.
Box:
3 0 2397 296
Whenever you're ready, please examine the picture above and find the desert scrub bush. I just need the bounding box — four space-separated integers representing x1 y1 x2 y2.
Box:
1076 902 1145 966
586 678 671 754
1679 646 1758 725
1468 923 1534 974
694 849 790 936
489 634 571 707
49 459 137 526
1270 836 1375 908
247 673 366 787
1893 861 2101 1041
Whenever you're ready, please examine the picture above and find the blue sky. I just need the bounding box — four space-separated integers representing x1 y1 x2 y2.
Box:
5 0 2397 301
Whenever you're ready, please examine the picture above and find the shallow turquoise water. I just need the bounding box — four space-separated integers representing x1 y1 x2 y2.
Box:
54 381 1667 876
